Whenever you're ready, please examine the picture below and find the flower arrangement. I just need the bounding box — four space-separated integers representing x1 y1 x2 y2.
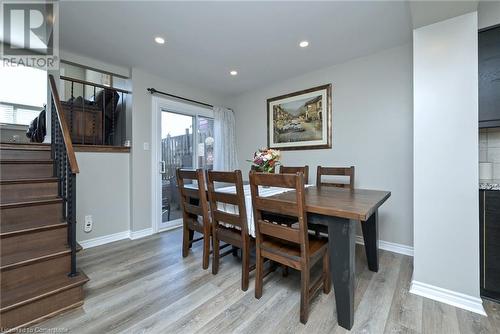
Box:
248 148 281 173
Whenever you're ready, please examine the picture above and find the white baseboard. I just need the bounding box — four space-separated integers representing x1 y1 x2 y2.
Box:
355 235 414 257
410 280 486 316
130 227 154 240
79 228 154 249
158 218 183 233
79 230 130 249
158 224 182 233
80 229 413 256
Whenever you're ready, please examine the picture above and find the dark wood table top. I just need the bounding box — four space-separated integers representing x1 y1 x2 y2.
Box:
269 186 391 221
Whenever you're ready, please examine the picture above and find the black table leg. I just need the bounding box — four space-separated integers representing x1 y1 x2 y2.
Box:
361 210 379 272
329 217 356 330
309 214 356 330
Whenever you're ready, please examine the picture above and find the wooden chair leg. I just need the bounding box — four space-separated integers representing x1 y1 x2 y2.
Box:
202 230 210 270
323 251 331 294
300 268 310 324
212 230 220 275
241 240 250 291
255 249 264 299
182 223 190 258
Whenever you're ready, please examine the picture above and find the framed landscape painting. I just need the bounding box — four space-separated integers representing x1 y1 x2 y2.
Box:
267 84 332 150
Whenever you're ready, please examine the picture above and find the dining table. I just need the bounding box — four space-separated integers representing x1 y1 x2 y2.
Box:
188 182 391 330
269 186 391 330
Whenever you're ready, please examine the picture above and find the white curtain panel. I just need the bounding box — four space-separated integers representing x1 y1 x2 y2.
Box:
213 106 239 171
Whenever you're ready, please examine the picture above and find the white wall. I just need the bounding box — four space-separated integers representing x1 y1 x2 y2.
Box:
478 0 500 29
60 50 130 78
130 68 224 231
412 12 482 312
0 125 30 143
76 152 130 242
229 44 413 247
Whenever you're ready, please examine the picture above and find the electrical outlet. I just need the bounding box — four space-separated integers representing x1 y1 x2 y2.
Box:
84 215 93 233
143 142 150 150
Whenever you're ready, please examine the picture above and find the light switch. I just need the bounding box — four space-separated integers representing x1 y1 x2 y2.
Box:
143 142 150 150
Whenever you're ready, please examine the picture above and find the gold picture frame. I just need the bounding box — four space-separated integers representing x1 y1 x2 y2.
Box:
267 84 332 150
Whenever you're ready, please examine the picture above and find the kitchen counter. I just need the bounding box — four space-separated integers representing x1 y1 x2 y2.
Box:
480 179 500 190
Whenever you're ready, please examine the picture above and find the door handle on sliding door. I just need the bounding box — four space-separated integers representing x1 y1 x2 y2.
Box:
160 161 166 174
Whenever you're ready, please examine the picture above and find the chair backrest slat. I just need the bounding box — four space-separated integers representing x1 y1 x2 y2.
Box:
208 170 238 183
183 187 200 199
250 172 297 188
213 210 242 227
249 172 308 248
257 219 301 243
207 170 248 232
184 203 203 216
316 165 355 189
253 197 298 217
280 165 309 184
213 192 239 205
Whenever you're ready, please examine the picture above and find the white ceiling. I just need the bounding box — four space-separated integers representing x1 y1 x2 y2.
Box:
410 0 478 28
60 1 413 97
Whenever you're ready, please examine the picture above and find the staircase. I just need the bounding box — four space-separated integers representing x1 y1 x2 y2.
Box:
0 75 89 332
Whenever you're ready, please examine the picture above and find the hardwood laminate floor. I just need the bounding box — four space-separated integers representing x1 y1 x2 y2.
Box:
36 228 500 334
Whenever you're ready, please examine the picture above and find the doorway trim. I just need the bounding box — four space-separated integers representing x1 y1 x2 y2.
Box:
151 95 213 234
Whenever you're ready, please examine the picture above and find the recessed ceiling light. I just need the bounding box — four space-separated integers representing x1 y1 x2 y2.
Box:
299 40 309 48
154 36 165 44
230 70 238 76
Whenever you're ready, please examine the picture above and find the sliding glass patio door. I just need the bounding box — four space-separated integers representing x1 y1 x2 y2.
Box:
160 111 195 226
157 107 214 231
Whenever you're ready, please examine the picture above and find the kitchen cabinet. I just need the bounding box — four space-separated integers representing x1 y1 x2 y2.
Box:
479 26 500 128
480 190 500 301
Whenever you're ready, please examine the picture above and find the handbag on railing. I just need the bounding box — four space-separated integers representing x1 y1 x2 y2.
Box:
26 106 46 143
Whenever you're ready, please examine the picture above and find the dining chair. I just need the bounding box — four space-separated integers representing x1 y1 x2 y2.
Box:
176 168 211 269
316 166 355 189
280 165 309 184
250 171 331 324
313 166 356 236
207 170 254 291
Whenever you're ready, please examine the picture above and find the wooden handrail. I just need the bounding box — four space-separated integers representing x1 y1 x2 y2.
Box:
49 74 79 174
60 75 131 94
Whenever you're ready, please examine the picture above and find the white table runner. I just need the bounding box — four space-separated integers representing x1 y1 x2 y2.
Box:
215 184 311 237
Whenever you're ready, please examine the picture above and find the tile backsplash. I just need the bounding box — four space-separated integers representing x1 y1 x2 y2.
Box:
480 128 500 179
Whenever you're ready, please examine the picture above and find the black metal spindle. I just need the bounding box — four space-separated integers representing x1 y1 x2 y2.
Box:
121 92 124 146
51 98 57 177
111 91 115 145
68 172 77 277
93 86 96 145
61 131 65 212
62 150 67 219
102 90 106 145
82 83 85 145
49 74 79 279
70 81 74 138
57 125 62 198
